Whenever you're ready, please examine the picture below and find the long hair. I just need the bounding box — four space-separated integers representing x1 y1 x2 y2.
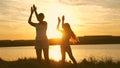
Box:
64 23 79 43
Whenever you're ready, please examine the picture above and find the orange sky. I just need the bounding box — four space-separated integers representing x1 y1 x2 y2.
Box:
0 0 120 40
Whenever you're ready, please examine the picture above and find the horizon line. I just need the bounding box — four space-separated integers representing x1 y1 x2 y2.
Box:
0 35 120 40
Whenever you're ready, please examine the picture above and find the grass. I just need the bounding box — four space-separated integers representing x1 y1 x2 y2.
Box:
0 58 120 68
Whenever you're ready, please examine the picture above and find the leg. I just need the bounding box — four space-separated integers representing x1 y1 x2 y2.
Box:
35 48 42 61
43 47 49 62
61 46 66 62
66 46 77 64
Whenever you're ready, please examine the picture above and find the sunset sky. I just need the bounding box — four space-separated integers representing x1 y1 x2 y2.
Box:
0 0 120 40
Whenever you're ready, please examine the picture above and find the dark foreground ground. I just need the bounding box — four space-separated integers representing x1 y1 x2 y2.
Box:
0 58 120 68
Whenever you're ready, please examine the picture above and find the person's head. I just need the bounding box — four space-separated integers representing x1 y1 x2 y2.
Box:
63 23 74 37
63 23 78 43
63 23 70 31
38 13 45 21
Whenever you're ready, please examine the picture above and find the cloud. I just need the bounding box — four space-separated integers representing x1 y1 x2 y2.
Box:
59 0 120 9
85 22 112 25
59 0 87 5
0 0 28 23
59 0 120 25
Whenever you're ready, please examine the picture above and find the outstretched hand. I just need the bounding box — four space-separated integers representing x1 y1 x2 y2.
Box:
31 7 33 13
62 15 65 21
33 4 37 11
58 17 61 23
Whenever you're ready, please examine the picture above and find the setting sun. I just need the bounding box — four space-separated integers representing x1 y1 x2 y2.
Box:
47 30 62 39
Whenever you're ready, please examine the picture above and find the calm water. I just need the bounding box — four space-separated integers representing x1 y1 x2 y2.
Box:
0 44 120 62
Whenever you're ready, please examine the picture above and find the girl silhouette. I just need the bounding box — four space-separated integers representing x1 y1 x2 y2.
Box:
57 16 77 64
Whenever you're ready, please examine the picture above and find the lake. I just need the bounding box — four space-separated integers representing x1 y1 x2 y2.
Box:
0 44 120 62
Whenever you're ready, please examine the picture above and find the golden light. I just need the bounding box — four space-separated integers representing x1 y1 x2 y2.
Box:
24 1 76 39
45 4 66 39
47 30 62 39
49 45 61 61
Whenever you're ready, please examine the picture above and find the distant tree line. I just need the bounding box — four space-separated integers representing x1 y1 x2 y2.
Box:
79 35 120 44
0 35 120 47
0 40 35 47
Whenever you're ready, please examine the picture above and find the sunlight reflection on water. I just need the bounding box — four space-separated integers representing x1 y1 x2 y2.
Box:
0 44 120 62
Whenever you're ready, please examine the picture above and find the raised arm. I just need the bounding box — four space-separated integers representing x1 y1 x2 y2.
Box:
33 5 39 21
57 17 60 29
57 17 63 32
62 15 65 28
28 7 36 26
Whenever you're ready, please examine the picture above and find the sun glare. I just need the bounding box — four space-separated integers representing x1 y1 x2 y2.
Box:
45 4 66 39
26 2 76 39
47 30 62 39
49 45 61 61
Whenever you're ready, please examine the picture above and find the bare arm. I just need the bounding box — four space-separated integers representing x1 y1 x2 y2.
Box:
57 17 60 29
43 21 47 30
33 5 39 21
28 7 36 27
62 15 65 28
57 17 63 32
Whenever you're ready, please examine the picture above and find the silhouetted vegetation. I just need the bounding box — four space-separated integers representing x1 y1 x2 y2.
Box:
0 40 35 47
0 35 120 47
79 35 120 44
0 57 119 68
